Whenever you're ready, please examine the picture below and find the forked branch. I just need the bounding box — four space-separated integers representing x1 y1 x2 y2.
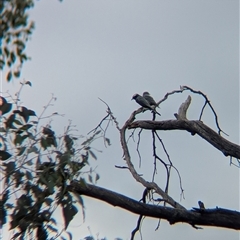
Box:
120 111 186 210
128 120 240 159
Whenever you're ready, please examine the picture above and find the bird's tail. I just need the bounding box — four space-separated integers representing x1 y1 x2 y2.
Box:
152 109 161 116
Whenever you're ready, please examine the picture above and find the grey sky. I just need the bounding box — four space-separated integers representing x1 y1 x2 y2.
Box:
2 0 239 239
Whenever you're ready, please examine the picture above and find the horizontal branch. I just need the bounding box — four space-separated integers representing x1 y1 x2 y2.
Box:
128 120 240 159
68 181 240 230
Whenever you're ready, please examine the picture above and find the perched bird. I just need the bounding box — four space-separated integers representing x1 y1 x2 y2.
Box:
143 91 158 108
132 94 161 116
198 201 205 210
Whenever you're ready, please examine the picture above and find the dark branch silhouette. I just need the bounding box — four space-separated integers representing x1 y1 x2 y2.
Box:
68 87 240 238
68 181 240 230
128 119 240 159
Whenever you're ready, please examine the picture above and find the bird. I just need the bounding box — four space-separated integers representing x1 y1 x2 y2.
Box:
198 201 205 210
142 91 159 108
132 94 161 116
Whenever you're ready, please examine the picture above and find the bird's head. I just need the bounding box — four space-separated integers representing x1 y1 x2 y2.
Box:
143 91 150 96
131 94 139 100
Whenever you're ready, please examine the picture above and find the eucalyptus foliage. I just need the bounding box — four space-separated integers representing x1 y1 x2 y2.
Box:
1 83 101 239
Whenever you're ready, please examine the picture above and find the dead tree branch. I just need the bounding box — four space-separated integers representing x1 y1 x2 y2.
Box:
175 95 191 120
156 86 227 135
128 120 240 159
120 111 186 210
68 181 240 230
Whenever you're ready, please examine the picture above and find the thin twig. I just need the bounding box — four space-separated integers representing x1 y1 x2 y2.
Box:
180 85 228 136
136 129 143 168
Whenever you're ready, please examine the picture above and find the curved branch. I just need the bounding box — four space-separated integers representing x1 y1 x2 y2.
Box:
180 85 227 135
68 181 240 230
120 112 186 210
129 120 240 159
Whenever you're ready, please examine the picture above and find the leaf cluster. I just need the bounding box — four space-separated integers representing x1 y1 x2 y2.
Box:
0 0 35 81
1 90 103 240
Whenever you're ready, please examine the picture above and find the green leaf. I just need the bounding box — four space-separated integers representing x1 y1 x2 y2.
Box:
27 146 38 154
27 132 35 140
6 71 12 82
11 233 21 239
62 201 78 229
13 170 24 188
59 153 70 166
25 81 32 86
5 114 16 129
26 171 33 180
44 198 53 206
88 174 92 183
21 106 29 123
0 203 7 225
3 47 9 57
45 176 55 194
0 103 12 115
20 124 33 131
4 161 16 174
105 137 111 146
74 194 84 207
31 185 43 199
64 135 74 151
79 178 87 187
0 151 12 161
20 54 27 63
14 134 22 145
37 225 48 240
14 40 25 49
66 231 73 240
43 127 54 136
73 193 85 220
13 71 20 78
94 130 101 136
14 134 28 146
46 224 58 233
14 119 23 125
27 109 36 116
95 173 100 182
49 218 57 225
2 190 9 204
84 237 94 240
17 147 26 156
45 135 57 148
10 52 16 64
89 150 97 160
40 137 48 150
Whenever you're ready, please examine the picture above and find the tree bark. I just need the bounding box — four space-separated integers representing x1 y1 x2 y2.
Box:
128 120 240 159
68 181 240 230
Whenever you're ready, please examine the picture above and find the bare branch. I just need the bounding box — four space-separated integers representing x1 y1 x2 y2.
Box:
69 181 240 230
129 120 240 159
98 97 121 131
155 85 227 136
180 85 228 135
175 95 191 120
120 112 186 210
131 188 149 240
115 165 129 170
136 129 143 168
156 88 184 106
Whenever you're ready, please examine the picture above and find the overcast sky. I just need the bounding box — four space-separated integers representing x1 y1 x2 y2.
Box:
2 0 240 239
